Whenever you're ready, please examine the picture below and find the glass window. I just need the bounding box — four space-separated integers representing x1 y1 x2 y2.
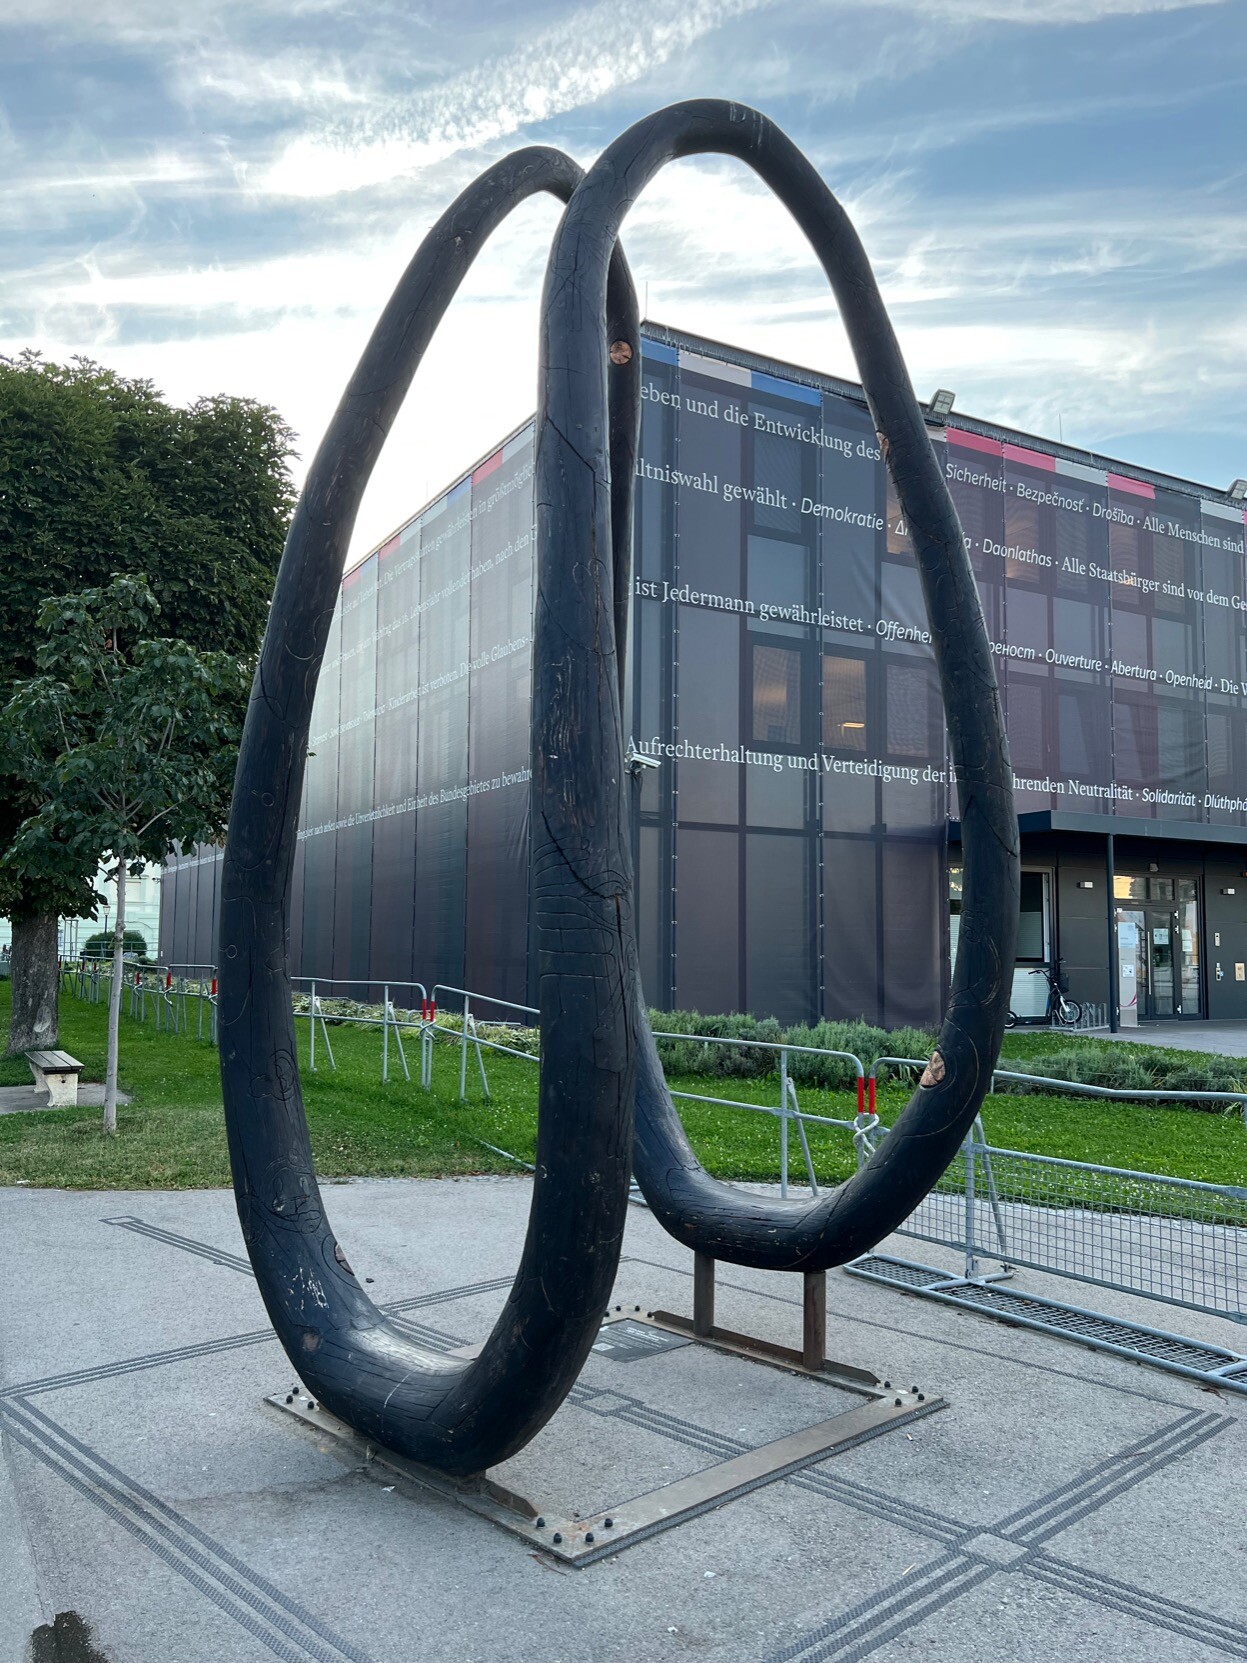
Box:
748 534 809 634
675 828 740 1013
1017 871 1049 962
1006 678 1045 773
823 654 867 750
746 833 813 1021
751 428 803 535
752 643 802 747
886 660 939 760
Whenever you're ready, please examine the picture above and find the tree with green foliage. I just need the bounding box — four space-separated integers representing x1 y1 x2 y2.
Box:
2 577 249 1131
0 352 292 1053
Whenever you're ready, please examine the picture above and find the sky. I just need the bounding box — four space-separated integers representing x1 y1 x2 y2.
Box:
2 0 1244 565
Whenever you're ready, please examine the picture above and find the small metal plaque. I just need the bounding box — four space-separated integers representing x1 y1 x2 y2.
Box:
591 1318 690 1362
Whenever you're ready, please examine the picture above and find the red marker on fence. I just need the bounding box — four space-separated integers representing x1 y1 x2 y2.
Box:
165 971 173 990
868 1076 876 1115
210 977 217 997
856 1077 865 1115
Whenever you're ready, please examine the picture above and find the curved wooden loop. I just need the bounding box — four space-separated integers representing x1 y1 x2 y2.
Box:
538 100 1019 1273
218 148 640 1475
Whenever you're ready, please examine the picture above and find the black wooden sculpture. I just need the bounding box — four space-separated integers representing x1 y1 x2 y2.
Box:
219 101 1017 1477
218 147 640 1476
537 101 1019 1273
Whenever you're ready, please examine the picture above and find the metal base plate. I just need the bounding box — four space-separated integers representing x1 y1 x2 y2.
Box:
267 1312 945 1567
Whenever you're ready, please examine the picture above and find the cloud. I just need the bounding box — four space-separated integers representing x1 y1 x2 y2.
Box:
1 0 1242 550
911 0 1225 17
256 0 781 197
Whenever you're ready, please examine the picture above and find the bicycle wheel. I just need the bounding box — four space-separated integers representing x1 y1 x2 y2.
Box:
1004 1010 1018 1029
1057 998 1083 1026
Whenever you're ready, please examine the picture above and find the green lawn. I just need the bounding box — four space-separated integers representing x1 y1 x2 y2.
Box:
0 980 1243 1190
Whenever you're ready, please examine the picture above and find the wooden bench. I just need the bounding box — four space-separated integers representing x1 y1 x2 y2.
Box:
26 1049 84 1107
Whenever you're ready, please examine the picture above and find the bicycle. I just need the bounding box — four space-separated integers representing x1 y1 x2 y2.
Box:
1004 966 1083 1028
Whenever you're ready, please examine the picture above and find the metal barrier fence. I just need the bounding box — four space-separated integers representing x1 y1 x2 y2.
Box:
55 964 1246 1388
64 957 221 1042
847 1056 1247 1395
289 978 430 1079
425 983 879 1198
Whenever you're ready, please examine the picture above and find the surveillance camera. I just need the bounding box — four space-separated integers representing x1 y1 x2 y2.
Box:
626 748 662 773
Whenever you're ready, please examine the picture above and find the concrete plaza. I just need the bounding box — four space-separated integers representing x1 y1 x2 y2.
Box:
1104 1019 1247 1057
2 1176 1244 1663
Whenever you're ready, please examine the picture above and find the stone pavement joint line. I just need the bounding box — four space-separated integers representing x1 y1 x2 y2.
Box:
102 1215 255 1272
0 1272 524 1403
764 1409 1238 1663
0 1396 378 1663
6 1202 1239 1663
1025 1554 1247 1657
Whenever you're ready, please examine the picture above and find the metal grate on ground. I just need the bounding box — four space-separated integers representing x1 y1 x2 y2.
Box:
847 1254 1247 1394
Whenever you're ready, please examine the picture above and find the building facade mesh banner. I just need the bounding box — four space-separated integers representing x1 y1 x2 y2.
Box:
161 327 1247 1027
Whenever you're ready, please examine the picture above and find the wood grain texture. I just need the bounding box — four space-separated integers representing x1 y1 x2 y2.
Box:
538 100 1019 1273
218 148 640 1476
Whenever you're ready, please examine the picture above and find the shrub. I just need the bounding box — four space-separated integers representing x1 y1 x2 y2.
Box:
646 1010 938 1087
996 1038 1247 1106
81 929 150 962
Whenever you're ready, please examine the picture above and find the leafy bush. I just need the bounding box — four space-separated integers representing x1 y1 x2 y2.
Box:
1158 1057 1246 1094
286 988 1247 1111
646 1010 937 1087
996 1038 1246 1106
82 929 150 962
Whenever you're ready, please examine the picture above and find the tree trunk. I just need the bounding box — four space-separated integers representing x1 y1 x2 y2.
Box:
5 910 59 1055
103 864 125 1135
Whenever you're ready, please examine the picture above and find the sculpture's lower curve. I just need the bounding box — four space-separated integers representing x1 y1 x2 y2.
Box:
218 147 640 1475
538 100 1019 1273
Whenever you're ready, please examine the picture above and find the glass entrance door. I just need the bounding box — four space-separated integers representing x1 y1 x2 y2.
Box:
1144 908 1179 1019
1113 876 1203 1021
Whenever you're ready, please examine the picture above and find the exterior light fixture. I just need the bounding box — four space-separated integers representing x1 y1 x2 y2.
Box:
1229 479 1247 501
1222 887 1237 896
928 389 956 421
840 721 865 730
1077 880 1094 890
1148 862 1159 873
